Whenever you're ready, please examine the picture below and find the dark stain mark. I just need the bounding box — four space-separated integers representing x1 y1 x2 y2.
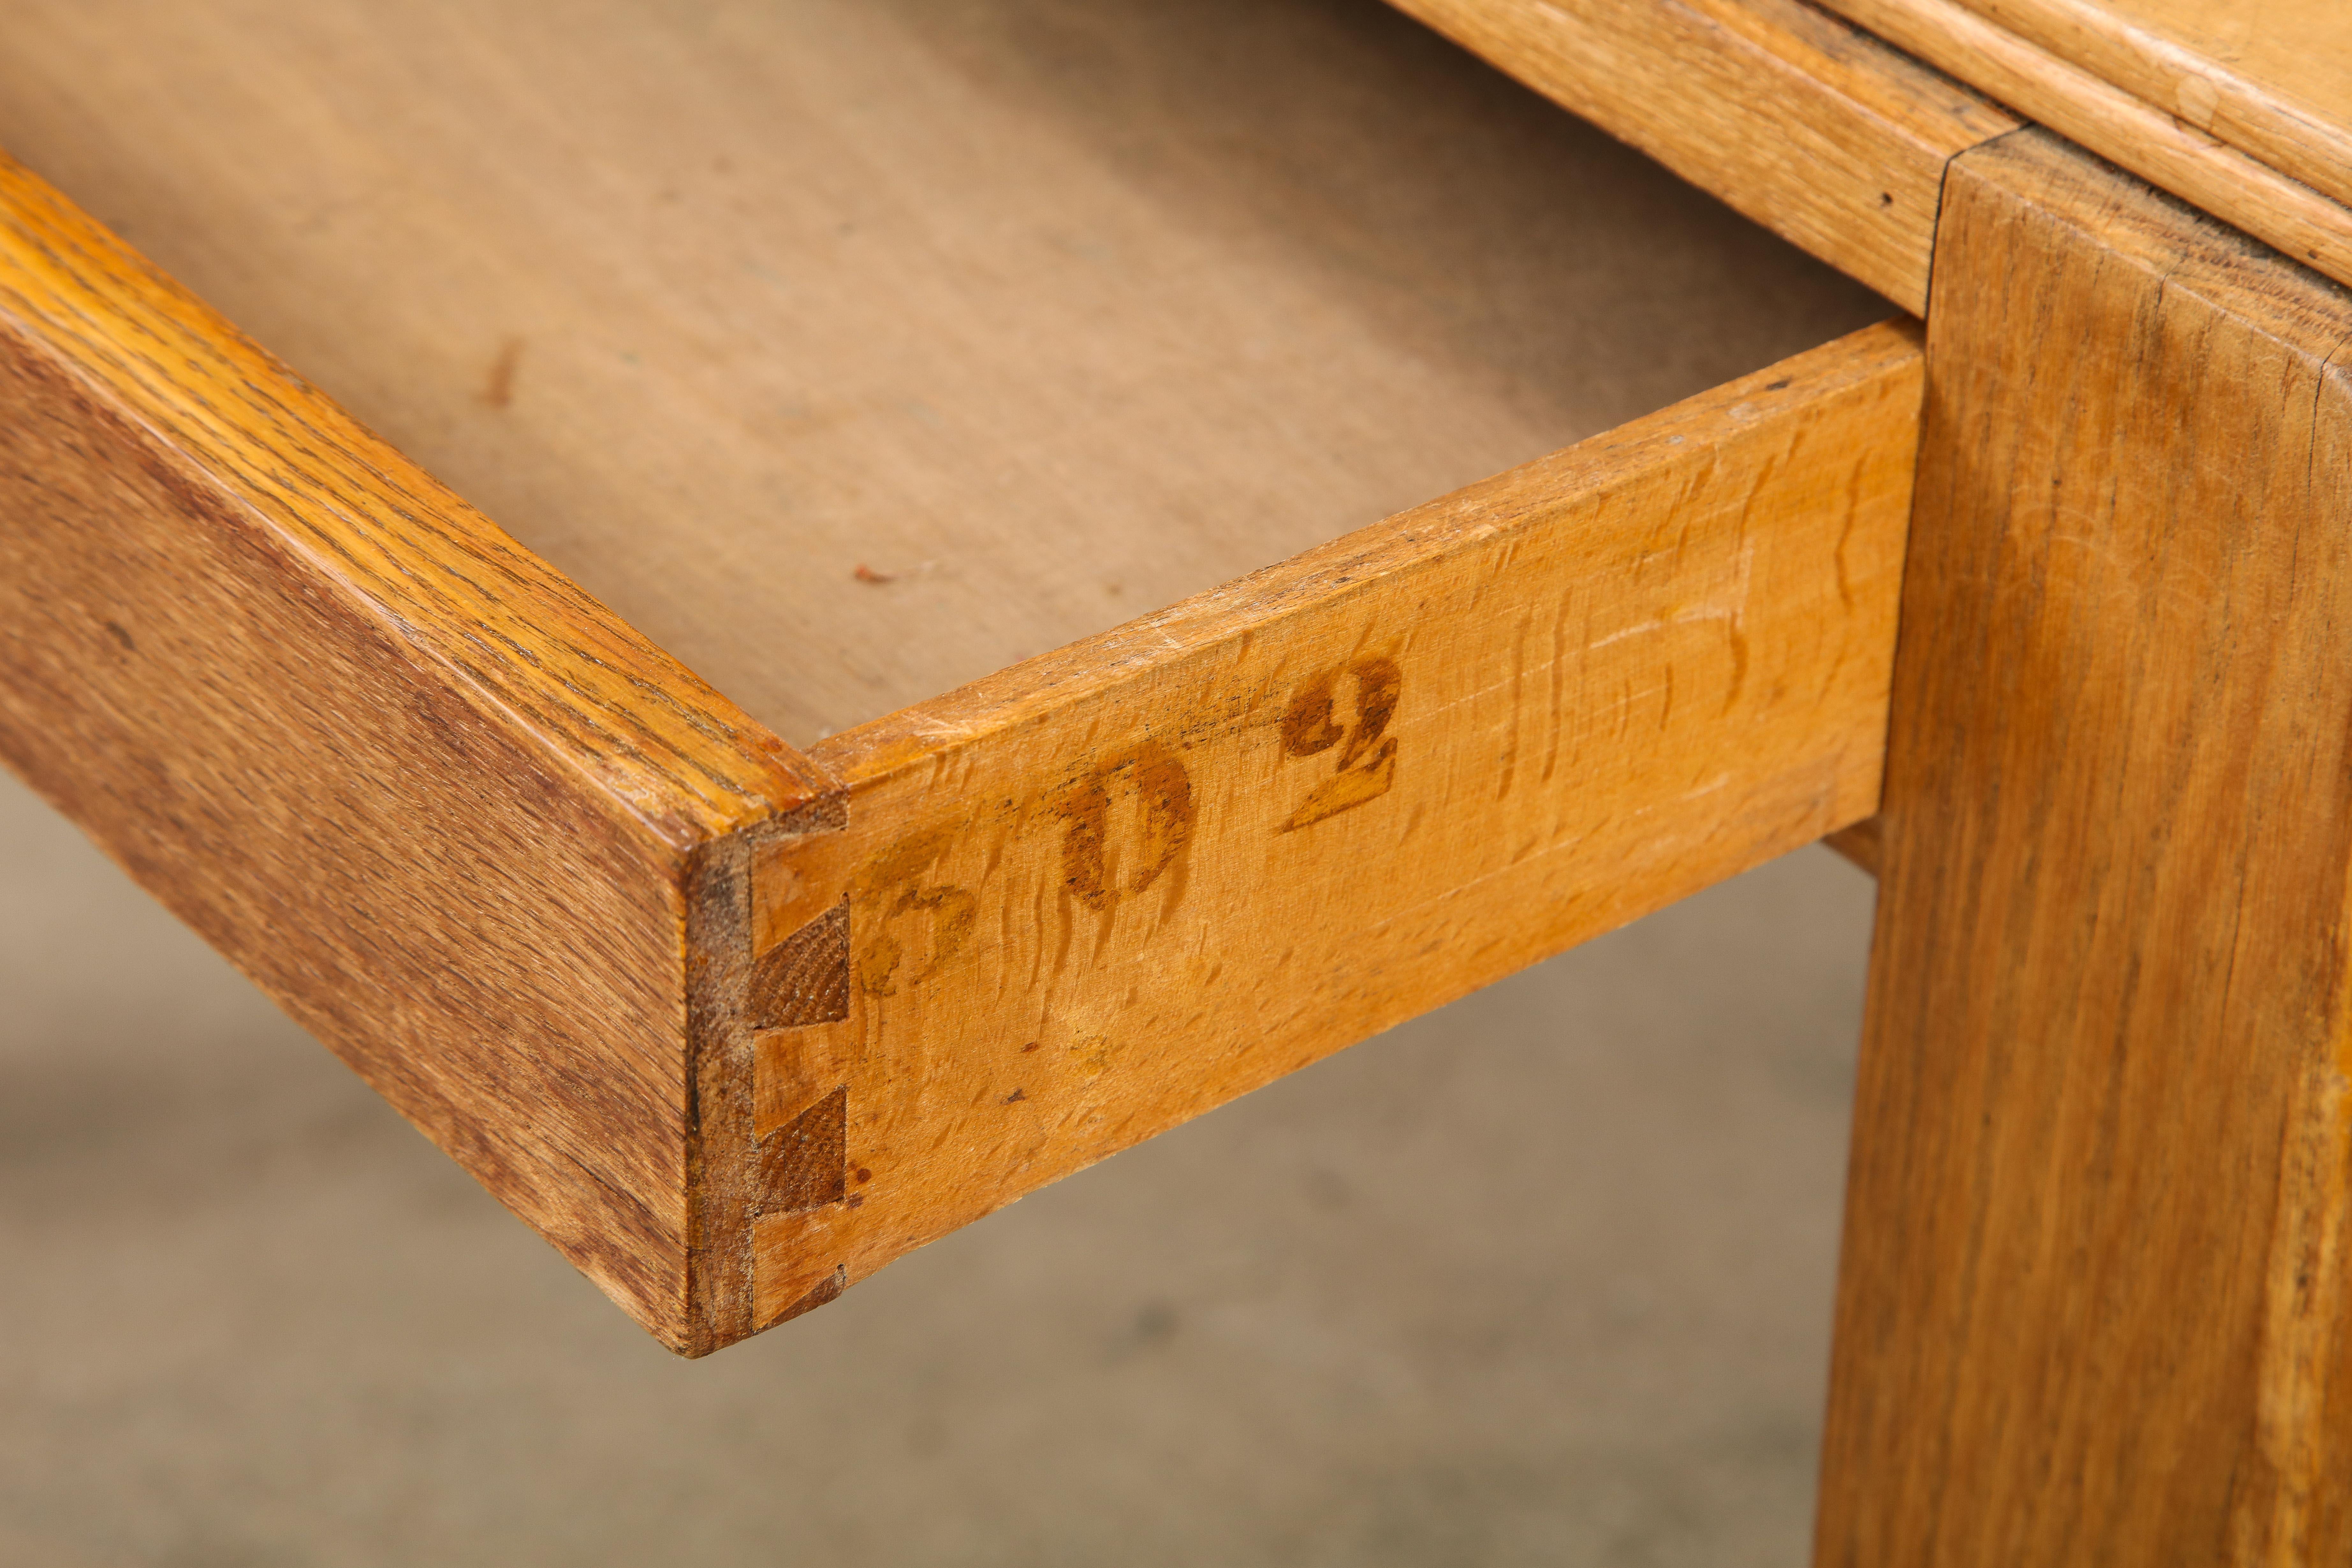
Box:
844 1193 864 1209
1281 672 1346 756
1058 739 1195 913
1879 191 1894 207
1282 656 1403 830
1005 1087 1027 1103
757 1086 846 1215
1060 774 1113 911
748 898 850 1028
1764 378 1791 391
101 619 134 653
853 563 895 584
1337 658 1400 770
1021 1041 1040 1053
764 1264 847 1330
852 828 974 998
482 336 523 408
854 1167 873 1183
1128 743 1194 895
859 881 977 997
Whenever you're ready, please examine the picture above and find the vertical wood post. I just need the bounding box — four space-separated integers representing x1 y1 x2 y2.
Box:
1816 128 2352 1564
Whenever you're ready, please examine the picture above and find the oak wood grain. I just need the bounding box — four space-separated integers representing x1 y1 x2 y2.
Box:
1816 129 2352 1564
745 322 1924 1329
1974 0 2352 211
1819 0 2352 294
0 152 832 1352
0 0 1888 745
1388 0 2019 314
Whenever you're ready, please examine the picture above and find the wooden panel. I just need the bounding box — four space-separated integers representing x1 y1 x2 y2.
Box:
1816 130 2352 1564
0 0 1888 745
1819 0 2352 295
0 154 831 1352
1388 0 2018 314
742 322 1923 1330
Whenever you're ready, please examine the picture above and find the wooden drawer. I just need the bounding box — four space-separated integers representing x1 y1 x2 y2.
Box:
0 0 1947 1352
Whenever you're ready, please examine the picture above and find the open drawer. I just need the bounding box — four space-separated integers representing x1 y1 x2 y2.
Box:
0 0 1931 1353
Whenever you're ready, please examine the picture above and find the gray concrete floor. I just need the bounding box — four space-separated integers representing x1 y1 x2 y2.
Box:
0 767 1875 1567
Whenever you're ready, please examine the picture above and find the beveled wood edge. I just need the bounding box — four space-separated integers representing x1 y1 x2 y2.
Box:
1818 0 2352 295
1924 0 2352 214
0 150 835 845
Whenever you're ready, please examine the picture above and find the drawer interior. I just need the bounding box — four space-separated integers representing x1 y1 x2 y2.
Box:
0 0 1885 747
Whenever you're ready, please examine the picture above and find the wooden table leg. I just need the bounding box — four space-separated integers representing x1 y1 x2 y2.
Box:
1814 128 2352 1564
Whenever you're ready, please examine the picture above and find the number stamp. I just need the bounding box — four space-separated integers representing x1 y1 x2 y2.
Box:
1058 739 1195 913
1280 656 1401 830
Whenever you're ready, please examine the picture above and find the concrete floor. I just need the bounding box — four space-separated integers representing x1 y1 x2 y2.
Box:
0 764 1875 1566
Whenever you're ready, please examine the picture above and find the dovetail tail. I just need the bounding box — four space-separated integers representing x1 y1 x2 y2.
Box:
757 1086 846 1215
761 1264 848 1330
749 897 850 1027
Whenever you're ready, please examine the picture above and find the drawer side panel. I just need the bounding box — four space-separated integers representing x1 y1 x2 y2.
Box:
745 319 1924 1337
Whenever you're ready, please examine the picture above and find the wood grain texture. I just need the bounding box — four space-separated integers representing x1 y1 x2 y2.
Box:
1944 0 2352 211
743 322 1924 1330
1818 0 2352 294
0 156 821 838
0 153 833 1351
1387 0 2018 314
0 0 1888 744
1816 129 2352 1565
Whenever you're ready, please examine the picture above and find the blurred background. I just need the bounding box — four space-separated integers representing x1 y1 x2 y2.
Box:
0 765 1875 1567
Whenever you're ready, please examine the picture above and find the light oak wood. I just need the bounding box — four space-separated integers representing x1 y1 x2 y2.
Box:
1818 0 2352 294
1958 0 2352 210
0 152 833 1351
0 0 1887 747
0 0 1933 1353
746 322 1923 1329
1388 0 2019 314
1816 129 2352 1564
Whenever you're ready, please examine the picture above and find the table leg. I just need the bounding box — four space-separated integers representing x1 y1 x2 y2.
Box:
1815 127 2352 1564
